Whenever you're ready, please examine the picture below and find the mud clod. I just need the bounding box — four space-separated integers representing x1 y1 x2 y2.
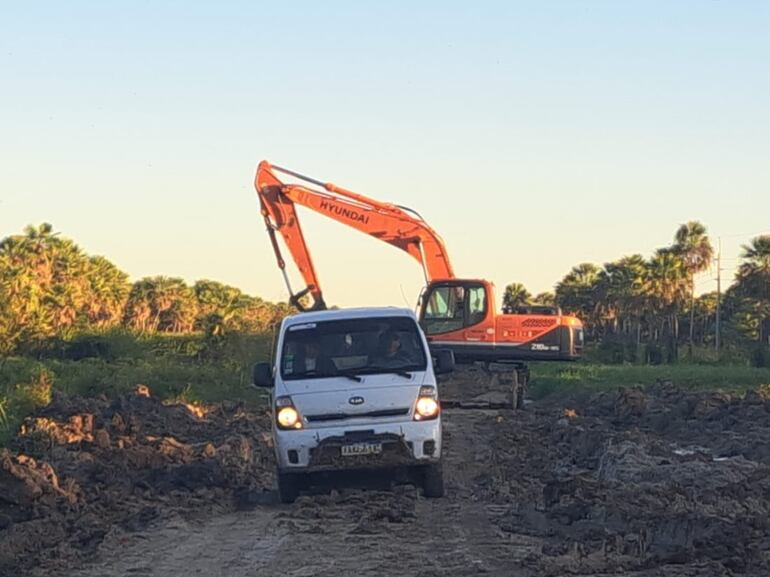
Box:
492 386 770 575
4 377 770 577
0 388 273 575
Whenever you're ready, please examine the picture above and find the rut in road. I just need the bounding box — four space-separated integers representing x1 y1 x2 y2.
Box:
66 408 528 577
10 381 770 576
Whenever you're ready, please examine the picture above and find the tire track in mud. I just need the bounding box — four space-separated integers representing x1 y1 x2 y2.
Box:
11 379 770 576
66 408 525 577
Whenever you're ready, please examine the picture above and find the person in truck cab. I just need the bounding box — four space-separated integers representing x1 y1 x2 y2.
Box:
375 330 412 367
303 341 320 372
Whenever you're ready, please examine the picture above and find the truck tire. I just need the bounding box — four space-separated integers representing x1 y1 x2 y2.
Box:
422 463 445 498
277 470 300 504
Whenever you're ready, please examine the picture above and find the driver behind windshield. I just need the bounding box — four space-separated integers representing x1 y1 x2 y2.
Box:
374 330 411 367
281 318 427 380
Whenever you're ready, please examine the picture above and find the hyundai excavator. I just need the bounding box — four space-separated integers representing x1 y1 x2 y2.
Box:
254 161 584 365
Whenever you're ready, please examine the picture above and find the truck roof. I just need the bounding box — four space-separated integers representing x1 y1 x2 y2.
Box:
282 306 417 327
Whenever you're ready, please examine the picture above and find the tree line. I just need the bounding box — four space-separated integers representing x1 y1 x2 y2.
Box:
0 224 293 356
3 222 768 364
503 222 770 363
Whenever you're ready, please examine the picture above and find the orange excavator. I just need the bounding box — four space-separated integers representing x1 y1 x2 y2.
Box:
254 161 583 364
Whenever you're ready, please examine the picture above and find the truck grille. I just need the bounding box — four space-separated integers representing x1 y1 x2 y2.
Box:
306 408 410 423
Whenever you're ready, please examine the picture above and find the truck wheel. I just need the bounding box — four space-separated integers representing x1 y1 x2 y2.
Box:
422 463 445 498
277 470 300 504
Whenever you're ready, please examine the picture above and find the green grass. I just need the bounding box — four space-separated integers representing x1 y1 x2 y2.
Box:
0 331 276 445
4 329 770 446
529 361 770 399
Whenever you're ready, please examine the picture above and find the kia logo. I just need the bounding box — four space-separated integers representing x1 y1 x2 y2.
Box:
348 396 365 405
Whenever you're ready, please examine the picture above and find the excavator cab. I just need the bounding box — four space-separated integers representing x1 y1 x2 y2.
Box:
418 279 496 362
420 280 489 337
418 279 584 363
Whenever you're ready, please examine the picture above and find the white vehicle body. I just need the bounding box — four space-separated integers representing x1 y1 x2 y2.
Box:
259 307 446 501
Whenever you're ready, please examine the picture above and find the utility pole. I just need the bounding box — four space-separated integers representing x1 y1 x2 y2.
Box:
715 237 722 357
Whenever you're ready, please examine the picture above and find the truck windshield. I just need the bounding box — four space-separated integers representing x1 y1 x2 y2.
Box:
280 316 428 381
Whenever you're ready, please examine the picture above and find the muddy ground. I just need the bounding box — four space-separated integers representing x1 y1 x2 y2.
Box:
2 372 770 576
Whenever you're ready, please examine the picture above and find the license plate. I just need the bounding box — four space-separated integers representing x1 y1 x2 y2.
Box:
341 442 382 457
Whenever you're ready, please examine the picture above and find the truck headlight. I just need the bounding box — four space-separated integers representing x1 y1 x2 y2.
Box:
275 396 303 429
414 386 439 421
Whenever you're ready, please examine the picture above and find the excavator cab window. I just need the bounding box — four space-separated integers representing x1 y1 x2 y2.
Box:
467 286 487 326
422 283 487 335
423 286 464 335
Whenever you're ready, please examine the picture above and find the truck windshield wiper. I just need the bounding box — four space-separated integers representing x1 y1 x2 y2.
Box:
386 370 413 379
336 371 363 382
336 368 413 381
365 366 413 379
289 369 362 382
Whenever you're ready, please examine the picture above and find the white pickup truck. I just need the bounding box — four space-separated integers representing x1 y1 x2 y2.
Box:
252 307 455 503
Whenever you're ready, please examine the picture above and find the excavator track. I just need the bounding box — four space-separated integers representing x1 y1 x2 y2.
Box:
439 362 529 410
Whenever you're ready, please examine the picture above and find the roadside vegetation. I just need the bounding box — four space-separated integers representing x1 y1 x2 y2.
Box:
1 221 769 444
0 331 274 445
529 359 770 400
507 221 770 367
0 224 286 444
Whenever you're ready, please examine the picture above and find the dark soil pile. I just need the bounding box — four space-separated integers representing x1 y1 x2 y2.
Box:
489 385 770 575
0 386 274 575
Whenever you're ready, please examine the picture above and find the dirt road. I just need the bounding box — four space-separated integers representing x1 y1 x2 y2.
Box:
4 374 770 576
67 407 528 577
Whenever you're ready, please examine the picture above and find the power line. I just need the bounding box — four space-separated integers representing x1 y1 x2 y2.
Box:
716 238 722 358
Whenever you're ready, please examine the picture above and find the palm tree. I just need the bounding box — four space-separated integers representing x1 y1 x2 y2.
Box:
194 280 243 334
693 292 719 345
124 277 198 333
0 223 90 347
735 235 770 344
673 221 714 353
502 283 531 311
86 256 130 328
236 295 282 333
596 256 647 338
533 292 556 307
645 248 689 350
0 224 297 350
555 263 601 328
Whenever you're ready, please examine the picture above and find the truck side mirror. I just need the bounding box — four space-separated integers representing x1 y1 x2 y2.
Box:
434 349 455 374
252 362 273 387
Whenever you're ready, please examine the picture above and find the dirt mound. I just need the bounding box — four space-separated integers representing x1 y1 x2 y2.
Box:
0 386 274 575
6 376 770 576
489 386 770 575
581 383 770 463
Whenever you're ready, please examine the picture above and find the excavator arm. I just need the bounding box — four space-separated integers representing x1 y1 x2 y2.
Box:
255 161 454 311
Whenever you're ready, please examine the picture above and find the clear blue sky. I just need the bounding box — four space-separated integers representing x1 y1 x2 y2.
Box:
1 1 768 306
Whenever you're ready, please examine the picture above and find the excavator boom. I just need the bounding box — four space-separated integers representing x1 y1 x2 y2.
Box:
254 160 584 365
255 161 453 310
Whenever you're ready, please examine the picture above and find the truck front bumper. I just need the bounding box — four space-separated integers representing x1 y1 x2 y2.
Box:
274 420 441 472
